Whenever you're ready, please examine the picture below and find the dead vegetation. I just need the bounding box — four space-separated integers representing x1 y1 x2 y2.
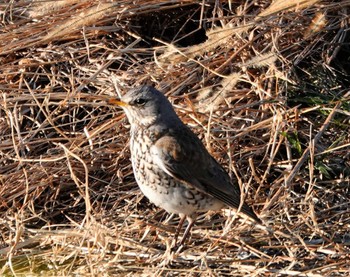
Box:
0 0 349 275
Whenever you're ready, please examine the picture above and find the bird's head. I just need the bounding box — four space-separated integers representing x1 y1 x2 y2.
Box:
109 86 179 127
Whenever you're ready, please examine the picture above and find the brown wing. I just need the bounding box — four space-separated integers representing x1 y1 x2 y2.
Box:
151 127 260 223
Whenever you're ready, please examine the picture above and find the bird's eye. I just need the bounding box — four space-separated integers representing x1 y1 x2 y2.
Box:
134 98 147 106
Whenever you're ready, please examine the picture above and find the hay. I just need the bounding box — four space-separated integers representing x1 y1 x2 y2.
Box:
1 0 349 275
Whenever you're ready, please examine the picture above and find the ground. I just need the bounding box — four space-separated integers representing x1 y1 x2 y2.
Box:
0 0 349 275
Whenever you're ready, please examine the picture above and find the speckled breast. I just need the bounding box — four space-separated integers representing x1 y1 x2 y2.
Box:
129 127 224 216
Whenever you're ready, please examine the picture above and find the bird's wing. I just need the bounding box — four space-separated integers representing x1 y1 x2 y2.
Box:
151 128 260 222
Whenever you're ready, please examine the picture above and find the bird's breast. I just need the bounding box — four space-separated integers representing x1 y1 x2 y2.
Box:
130 130 173 189
129 130 224 215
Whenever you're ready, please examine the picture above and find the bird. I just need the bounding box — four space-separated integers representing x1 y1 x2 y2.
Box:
108 85 261 246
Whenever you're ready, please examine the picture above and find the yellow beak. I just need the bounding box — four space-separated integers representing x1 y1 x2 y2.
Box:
108 98 128 107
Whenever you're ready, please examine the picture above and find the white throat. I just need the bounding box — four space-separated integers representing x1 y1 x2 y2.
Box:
139 115 157 127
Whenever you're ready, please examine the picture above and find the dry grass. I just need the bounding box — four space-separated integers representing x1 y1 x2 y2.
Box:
1 0 350 275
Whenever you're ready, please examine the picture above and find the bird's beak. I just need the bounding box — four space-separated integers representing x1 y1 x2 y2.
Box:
108 98 128 107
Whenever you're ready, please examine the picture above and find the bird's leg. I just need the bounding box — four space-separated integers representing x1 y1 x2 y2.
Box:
178 216 195 246
174 214 186 245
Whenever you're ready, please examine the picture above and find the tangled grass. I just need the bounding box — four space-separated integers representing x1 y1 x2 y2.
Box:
1 0 349 275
